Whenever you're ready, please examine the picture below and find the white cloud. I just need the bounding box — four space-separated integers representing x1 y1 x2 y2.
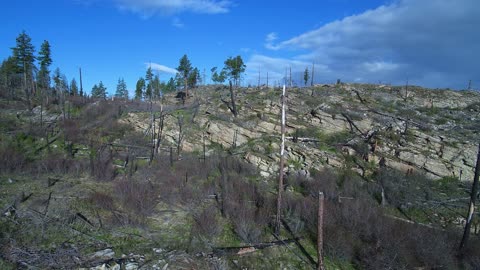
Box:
146 63 178 74
265 32 279 50
114 0 232 16
249 0 480 89
363 61 399 73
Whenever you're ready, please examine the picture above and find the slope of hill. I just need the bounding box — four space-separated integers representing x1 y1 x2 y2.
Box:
129 83 480 182
1 83 480 269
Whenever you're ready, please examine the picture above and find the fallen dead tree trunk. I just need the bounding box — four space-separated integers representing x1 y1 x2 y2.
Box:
281 219 318 267
286 136 321 143
211 238 300 256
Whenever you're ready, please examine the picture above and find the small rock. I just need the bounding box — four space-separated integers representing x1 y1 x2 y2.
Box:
153 248 164 254
89 263 107 270
125 262 138 270
90 249 115 260
8 178 14 183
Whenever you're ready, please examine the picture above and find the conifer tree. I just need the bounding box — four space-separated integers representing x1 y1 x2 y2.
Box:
135 77 145 100
145 67 153 100
177 54 192 96
11 31 35 105
115 77 128 99
70 78 78 96
303 67 309 87
91 81 106 99
223 55 245 87
37 40 52 90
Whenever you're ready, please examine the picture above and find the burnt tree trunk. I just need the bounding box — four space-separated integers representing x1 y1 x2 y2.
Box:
459 143 480 251
155 110 164 155
275 85 286 235
317 192 325 270
177 115 184 160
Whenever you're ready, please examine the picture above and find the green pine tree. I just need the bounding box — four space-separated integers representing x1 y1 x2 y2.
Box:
37 40 52 90
0 57 21 98
115 77 128 99
163 77 176 93
92 81 107 99
188 67 201 88
152 75 161 99
70 78 78 96
177 54 192 96
135 77 145 100
303 67 309 87
11 30 36 104
223 55 246 87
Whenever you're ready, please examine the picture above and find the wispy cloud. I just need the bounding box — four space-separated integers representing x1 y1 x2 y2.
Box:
146 63 178 74
114 0 233 16
249 0 480 89
264 32 279 50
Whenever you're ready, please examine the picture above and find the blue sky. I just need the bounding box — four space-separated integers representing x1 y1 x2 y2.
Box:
1 0 479 96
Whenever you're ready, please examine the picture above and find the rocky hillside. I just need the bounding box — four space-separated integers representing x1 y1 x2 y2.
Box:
126 83 480 183
2 84 480 269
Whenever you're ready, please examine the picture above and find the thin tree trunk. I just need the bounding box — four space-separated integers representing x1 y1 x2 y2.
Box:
203 132 206 163
229 81 237 117
232 129 238 149
23 61 31 110
258 71 261 89
459 143 480 251
267 72 269 89
317 192 325 270
177 115 183 160
40 87 43 129
275 85 286 235
311 62 315 87
79 67 83 102
149 111 155 164
289 66 292 88
185 78 188 100
155 106 164 154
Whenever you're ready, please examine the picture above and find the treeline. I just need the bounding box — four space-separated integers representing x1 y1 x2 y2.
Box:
0 31 82 108
0 31 247 105
133 54 246 101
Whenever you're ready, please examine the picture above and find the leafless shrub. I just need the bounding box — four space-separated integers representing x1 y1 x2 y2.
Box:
284 167 479 269
192 205 221 238
91 145 116 181
288 169 338 198
89 191 115 212
0 141 27 172
113 179 159 225
221 172 272 243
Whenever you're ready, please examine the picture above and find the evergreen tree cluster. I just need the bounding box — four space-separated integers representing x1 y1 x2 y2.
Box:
1 31 248 103
0 30 87 103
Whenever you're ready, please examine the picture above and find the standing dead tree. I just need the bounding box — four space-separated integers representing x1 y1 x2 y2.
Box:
317 192 325 270
149 105 155 164
311 62 315 87
459 143 480 251
275 85 287 235
176 114 184 160
155 104 164 155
